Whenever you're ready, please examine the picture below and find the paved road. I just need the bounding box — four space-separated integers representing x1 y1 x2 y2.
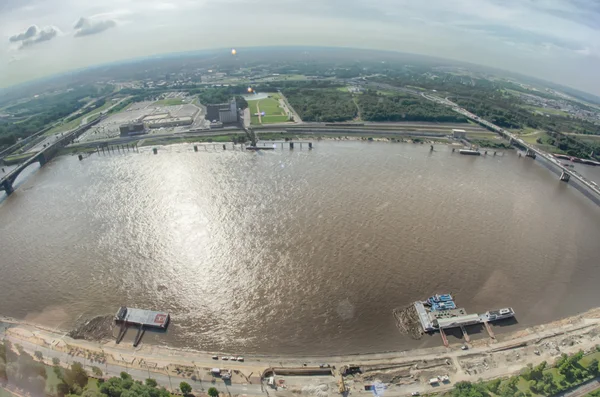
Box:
3 334 264 396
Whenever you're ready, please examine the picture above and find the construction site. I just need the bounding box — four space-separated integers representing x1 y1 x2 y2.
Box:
2 307 600 397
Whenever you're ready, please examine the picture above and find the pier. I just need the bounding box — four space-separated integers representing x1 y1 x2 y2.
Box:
114 307 169 346
413 294 514 346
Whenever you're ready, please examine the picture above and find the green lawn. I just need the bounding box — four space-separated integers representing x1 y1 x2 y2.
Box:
45 365 63 395
248 93 289 125
566 133 600 143
0 387 18 397
3 151 36 165
153 98 185 106
465 131 499 139
523 105 569 117
580 352 600 366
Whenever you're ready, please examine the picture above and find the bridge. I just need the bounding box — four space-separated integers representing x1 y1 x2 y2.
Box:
453 104 600 193
0 117 103 195
416 92 600 199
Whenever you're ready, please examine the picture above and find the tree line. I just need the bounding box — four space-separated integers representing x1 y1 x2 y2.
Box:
282 88 357 122
357 91 468 123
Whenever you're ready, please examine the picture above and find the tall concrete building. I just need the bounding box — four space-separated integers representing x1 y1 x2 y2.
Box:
205 98 238 124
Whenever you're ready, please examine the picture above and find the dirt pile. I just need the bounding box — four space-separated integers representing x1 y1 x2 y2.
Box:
68 315 115 341
393 305 423 339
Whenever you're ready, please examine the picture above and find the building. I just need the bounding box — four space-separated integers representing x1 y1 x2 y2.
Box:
452 129 466 139
205 98 238 124
145 116 193 129
119 121 147 137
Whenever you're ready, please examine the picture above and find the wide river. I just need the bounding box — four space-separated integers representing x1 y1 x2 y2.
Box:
1 141 600 355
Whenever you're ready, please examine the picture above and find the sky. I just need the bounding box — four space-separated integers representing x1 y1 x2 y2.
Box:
1 0 599 94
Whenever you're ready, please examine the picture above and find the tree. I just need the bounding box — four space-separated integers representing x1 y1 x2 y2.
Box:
486 378 501 393
180 381 192 395
92 366 103 376
56 382 71 397
34 351 43 360
207 387 219 397
145 378 157 388
120 372 131 380
82 390 104 397
63 362 89 390
235 96 248 110
53 357 61 366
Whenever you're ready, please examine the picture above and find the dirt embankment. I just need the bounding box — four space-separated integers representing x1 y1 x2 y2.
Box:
68 315 115 341
393 305 423 340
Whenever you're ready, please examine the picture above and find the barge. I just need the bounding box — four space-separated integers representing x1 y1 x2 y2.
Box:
414 294 514 333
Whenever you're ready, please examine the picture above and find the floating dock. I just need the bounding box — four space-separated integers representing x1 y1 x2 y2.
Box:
413 294 514 344
114 307 170 346
459 149 481 156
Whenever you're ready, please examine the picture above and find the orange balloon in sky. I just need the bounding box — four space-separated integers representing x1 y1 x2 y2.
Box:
231 48 237 55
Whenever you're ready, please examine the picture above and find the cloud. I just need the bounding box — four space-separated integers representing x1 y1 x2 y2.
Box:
73 17 117 37
8 25 59 49
20 26 58 47
9 25 38 42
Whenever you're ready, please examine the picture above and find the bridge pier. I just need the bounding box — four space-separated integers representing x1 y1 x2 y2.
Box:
525 149 536 159
560 171 571 182
1 179 13 195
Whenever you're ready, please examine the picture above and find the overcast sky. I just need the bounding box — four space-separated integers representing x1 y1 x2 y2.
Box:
1 0 599 94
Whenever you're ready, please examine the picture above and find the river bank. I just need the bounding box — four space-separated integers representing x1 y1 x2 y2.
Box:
2 307 600 396
61 128 511 155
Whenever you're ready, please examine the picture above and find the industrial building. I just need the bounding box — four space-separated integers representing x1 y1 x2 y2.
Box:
145 116 193 129
119 121 147 137
205 99 238 124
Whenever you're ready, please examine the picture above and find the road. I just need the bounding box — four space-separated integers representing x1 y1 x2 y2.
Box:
554 377 600 397
4 333 264 396
277 91 302 123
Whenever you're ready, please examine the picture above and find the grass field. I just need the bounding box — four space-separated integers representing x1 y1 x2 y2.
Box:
465 131 500 139
3 151 36 165
248 93 289 125
45 364 62 394
153 98 185 106
566 133 600 142
0 387 17 397
522 105 569 117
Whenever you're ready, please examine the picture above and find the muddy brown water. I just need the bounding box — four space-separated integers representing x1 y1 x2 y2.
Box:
1 141 600 355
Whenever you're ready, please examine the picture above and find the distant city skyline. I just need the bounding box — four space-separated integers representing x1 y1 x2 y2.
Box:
1 0 599 95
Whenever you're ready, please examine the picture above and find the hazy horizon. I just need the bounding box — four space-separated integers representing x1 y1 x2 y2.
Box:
1 0 599 95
